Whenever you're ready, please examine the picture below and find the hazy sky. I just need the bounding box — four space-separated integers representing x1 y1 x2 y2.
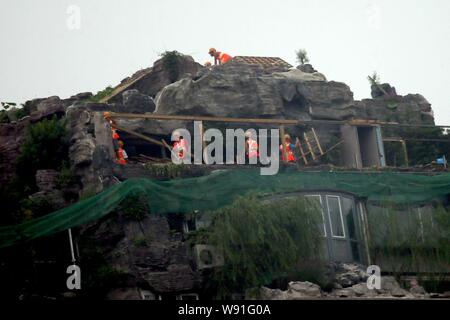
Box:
1 0 449 124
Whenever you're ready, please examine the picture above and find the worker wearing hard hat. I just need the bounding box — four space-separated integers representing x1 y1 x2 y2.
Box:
245 131 258 162
172 129 188 160
116 140 128 165
208 48 233 65
280 134 296 162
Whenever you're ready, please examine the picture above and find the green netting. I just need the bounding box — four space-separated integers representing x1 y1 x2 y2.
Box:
1 168 450 248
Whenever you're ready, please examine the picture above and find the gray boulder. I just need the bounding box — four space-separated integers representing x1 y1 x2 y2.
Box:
35 170 59 192
108 54 203 103
287 281 322 299
36 96 64 113
122 89 155 113
297 63 318 74
371 83 397 98
331 263 369 288
155 63 353 121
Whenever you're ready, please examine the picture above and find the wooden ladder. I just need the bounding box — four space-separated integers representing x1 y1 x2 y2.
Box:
295 128 324 164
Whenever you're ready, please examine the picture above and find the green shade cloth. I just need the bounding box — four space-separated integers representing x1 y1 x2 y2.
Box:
1 168 450 248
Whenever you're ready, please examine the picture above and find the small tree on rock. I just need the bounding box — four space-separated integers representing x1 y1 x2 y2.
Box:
296 49 310 65
367 71 381 86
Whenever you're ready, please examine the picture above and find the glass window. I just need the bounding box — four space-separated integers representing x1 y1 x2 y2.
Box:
341 197 356 240
326 196 345 238
305 195 326 236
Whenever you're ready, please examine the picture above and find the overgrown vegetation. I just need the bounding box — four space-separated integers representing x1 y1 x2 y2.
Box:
295 49 309 65
367 71 381 86
16 115 69 191
160 50 183 82
145 162 187 179
88 86 114 102
119 192 149 220
367 203 450 281
196 195 325 298
383 126 450 166
79 245 129 299
0 115 70 225
56 161 75 189
0 102 29 123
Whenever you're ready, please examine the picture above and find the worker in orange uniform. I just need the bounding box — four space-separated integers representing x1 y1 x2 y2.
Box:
280 134 296 162
116 140 128 165
208 48 233 65
245 131 258 162
172 130 188 161
111 127 120 140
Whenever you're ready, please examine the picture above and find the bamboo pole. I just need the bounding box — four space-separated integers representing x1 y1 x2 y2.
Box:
280 126 288 163
113 124 165 147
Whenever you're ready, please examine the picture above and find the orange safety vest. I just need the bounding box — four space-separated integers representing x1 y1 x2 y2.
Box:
173 139 187 159
219 52 232 64
117 148 127 165
247 138 258 159
112 129 120 140
280 143 296 162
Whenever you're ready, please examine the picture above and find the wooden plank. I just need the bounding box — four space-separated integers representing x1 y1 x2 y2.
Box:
280 126 288 163
108 113 450 129
317 140 344 158
303 132 316 160
295 137 308 165
112 124 165 147
108 112 299 125
99 69 152 103
401 140 409 167
161 139 181 159
311 128 324 155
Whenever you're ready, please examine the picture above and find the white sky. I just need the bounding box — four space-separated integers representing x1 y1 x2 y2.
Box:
1 0 449 124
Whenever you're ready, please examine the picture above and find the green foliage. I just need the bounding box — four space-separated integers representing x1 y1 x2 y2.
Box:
368 71 380 86
387 102 398 110
322 135 343 166
0 104 28 123
95 265 128 287
133 235 148 247
145 162 186 179
119 192 149 220
160 50 183 82
383 125 450 165
295 49 309 65
204 195 325 298
1 102 16 110
19 197 54 220
0 110 9 123
56 161 75 189
367 203 450 277
0 116 70 225
88 86 114 102
16 116 69 192
406 128 449 165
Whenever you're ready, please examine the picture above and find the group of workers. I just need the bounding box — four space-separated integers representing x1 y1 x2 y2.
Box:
245 132 297 163
103 112 128 165
172 131 297 163
103 47 296 165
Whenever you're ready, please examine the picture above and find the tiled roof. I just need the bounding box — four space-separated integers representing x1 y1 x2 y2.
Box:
232 56 293 68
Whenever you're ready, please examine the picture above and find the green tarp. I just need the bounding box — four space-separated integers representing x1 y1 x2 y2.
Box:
1 168 450 248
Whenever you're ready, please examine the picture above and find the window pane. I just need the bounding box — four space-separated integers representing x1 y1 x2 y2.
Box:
327 196 345 238
305 195 326 236
341 197 356 240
